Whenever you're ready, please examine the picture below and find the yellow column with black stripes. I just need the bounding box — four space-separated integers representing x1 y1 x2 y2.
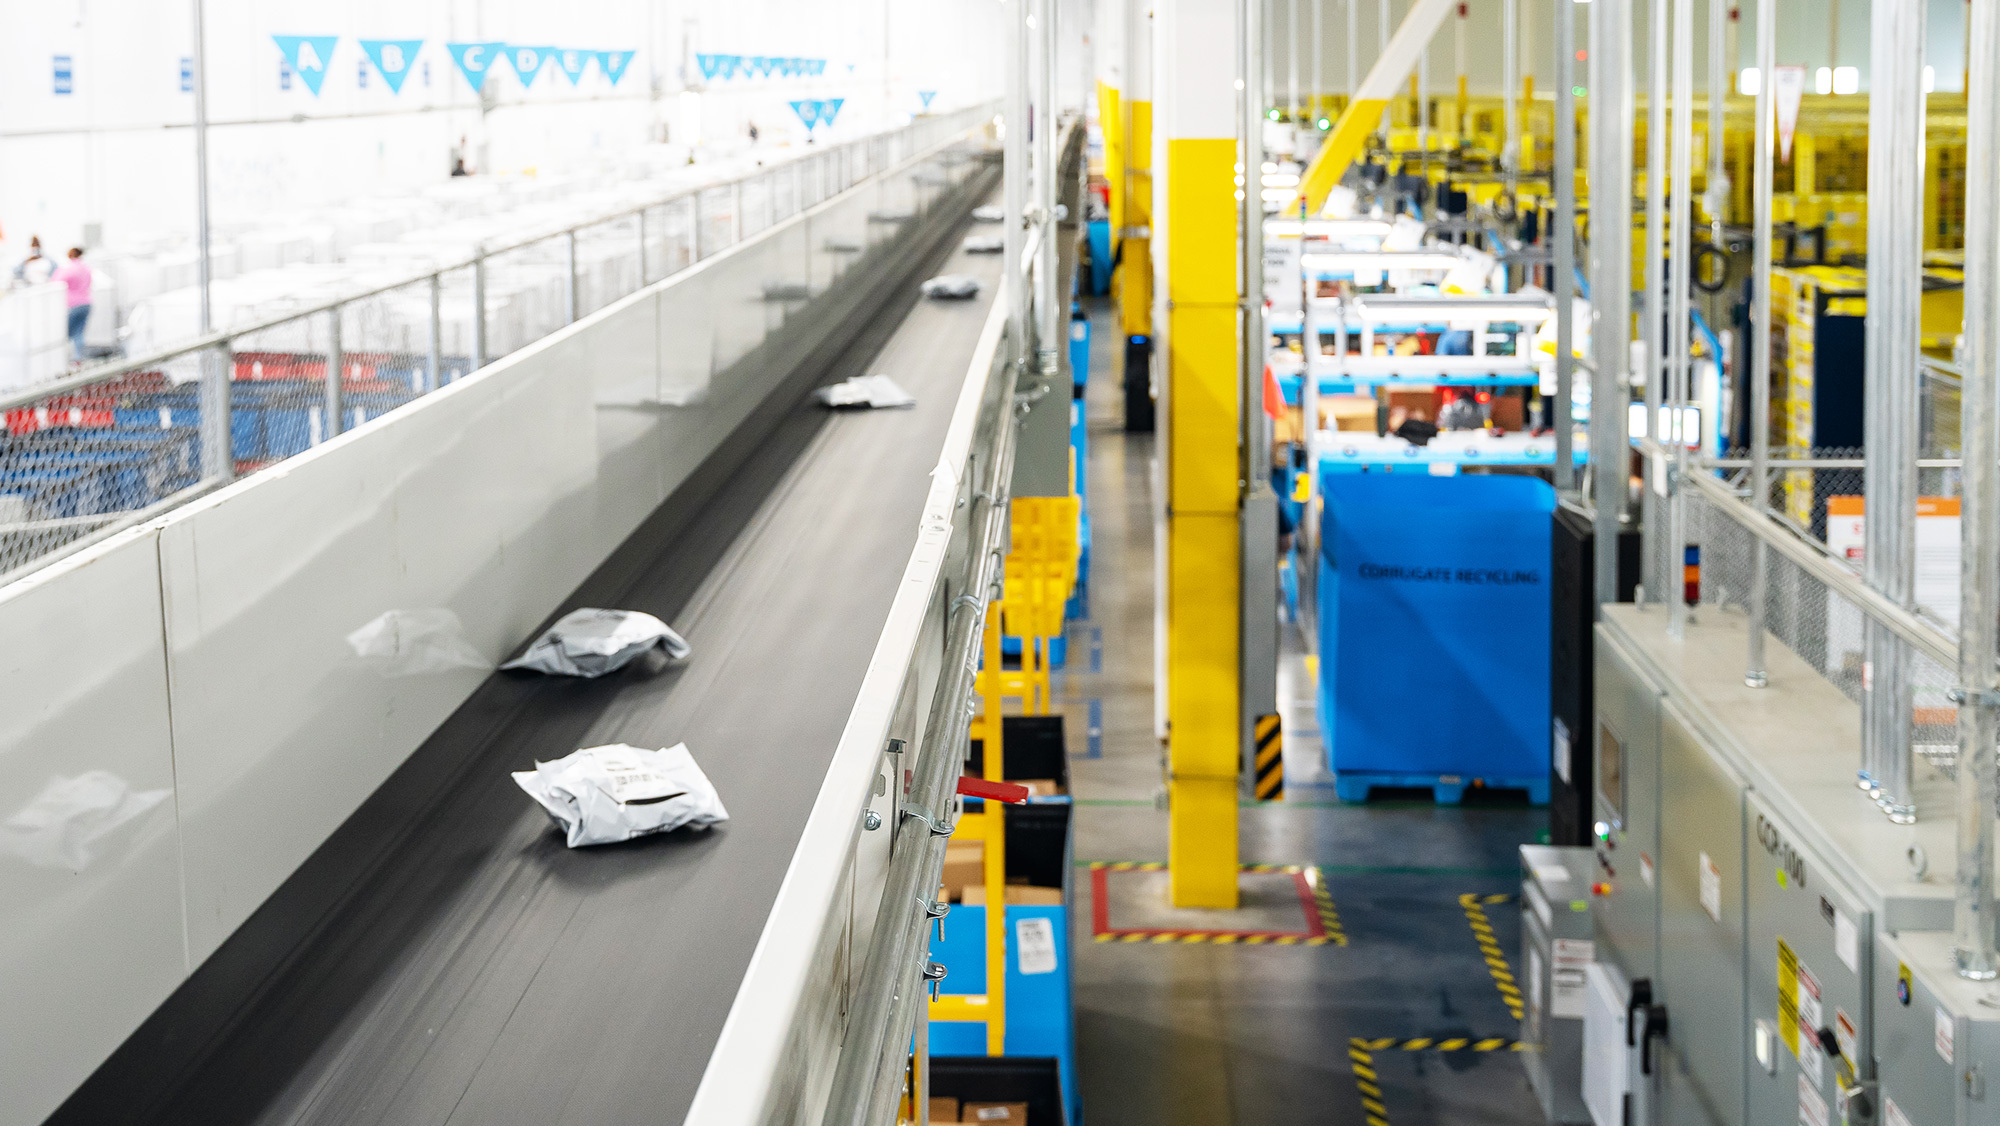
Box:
1157 0 1241 909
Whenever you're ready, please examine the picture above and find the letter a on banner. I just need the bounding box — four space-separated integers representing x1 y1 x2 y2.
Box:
272 35 339 95
790 100 822 130
507 45 551 87
554 49 591 86
359 39 424 94
598 50 636 85
447 42 505 91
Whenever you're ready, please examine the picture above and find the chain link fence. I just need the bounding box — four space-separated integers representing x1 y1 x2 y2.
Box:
0 105 996 585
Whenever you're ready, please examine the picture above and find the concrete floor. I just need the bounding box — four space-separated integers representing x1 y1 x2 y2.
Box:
1057 299 1549 1126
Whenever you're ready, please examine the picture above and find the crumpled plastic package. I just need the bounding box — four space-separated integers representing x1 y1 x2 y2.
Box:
514 743 729 848
501 608 691 677
817 373 917 410
921 274 983 300
971 205 1004 222
346 608 492 676
962 235 1004 254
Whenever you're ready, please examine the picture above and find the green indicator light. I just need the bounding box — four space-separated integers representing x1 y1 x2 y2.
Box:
1572 85 1587 96
1268 108 1281 120
1318 117 1331 129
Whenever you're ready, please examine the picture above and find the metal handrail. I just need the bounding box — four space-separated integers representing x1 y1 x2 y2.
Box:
1 104 997 414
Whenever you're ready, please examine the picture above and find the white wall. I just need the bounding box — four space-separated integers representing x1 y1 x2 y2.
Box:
0 0 1004 269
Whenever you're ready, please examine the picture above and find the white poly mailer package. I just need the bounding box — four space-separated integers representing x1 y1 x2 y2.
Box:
971 205 1005 222
962 235 1004 253
501 608 691 677
816 373 917 410
514 743 729 847
920 274 982 300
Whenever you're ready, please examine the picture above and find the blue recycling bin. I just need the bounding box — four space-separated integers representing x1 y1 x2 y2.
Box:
1317 473 1554 803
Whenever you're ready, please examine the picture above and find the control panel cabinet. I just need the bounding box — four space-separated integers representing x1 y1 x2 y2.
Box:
1874 930 2000 1126
1593 628 1663 985
1743 791 1873 1126
1522 844 1599 1125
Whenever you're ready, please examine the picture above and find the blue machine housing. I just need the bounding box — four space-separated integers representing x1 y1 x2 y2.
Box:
1317 473 1554 800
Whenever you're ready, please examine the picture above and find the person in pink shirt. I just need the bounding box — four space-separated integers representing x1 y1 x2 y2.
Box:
53 247 92 365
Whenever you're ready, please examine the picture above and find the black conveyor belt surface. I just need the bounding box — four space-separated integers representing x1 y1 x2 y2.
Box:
57 212 1005 1126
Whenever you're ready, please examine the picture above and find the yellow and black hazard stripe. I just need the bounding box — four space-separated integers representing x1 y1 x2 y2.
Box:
1349 1036 1530 1052
1309 868 1349 946
1253 713 1283 800
1091 930 1338 945
1459 892 1523 1020
1348 1040 1390 1126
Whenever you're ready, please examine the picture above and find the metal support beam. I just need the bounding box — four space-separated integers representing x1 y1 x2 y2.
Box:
1503 0 1517 189
1588 0 1633 606
1292 0 1457 214
1745 0 1775 687
1241 0 1279 795
1953 0 2000 980
1552 0 1575 492
325 307 344 443
1036 0 1060 378
191 0 231 485
1007 0 1030 371
427 272 442 392
1665 0 1693 640
1641 0 1666 607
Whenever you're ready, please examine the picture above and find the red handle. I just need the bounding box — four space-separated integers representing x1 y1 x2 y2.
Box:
956 776 1031 804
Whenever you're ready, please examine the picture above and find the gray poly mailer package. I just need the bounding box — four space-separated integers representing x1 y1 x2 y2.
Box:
817 373 917 410
513 743 729 848
501 608 691 677
962 235 1004 253
920 274 982 299
971 205 1004 222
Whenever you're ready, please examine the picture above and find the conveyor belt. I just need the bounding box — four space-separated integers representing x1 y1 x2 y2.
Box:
53 206 1006 1126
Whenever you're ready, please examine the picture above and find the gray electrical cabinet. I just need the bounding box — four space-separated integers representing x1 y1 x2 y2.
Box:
1522 844 1599 1125
1593 629 1663 985
1874 929 2000 1126
1655 699 1748 1126
1743 790 1873 1126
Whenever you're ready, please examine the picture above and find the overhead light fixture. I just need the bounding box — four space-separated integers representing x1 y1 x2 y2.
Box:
1814 67 1833 95
1832 66 1859 95
1738 67 1760 96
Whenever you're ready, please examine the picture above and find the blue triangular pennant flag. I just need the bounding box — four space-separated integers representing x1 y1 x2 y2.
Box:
778 58 796 77
819 97 844 127
697 52 722 80
505 45 550 86
599 49 636 85
918 90 936 109
359 39 424 94
272 35 339 96
446 42 505 91
811 59 826 76
791 100 821 129
554 48 591 85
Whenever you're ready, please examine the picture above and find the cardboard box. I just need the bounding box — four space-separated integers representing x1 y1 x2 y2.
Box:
961 1102 1029 1125
942 839 984 902
1015 778 1063 797
927 1097 960 1123
961 883 1065 906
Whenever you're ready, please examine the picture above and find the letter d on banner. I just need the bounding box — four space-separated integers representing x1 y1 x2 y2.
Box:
447 42 505 91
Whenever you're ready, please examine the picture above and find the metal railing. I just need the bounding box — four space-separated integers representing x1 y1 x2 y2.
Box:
0 103 997 588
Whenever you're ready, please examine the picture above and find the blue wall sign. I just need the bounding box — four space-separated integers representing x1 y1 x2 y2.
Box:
554 48 591 85
53 55 74 95
271 35 338 95
360 39 424 93
180 58 194 93
598 49 636 85
446 41 504 91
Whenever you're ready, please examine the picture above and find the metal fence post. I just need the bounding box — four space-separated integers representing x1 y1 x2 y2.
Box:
733 180 745 244
638 206 651 284
566 229 580 324
693 193 705 260
427 273 442 390
199 345 233 481
1588 0 1633 608
1745 0 1776 687
1953 0 2000 980
1641 0 1668 609
325 306 344 443
472 255 488 371
1552 0 1575 492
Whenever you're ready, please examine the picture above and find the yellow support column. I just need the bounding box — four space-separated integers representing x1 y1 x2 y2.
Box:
1100 80 1124 251
1157 0 1240 909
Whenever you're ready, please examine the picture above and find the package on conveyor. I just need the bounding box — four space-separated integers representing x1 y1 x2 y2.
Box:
513 743 728 847
962 235 1004 254
816 373 917 410
971 205 1005 222
962 1102 1029 1124
501 608 690 677
920 274 983 300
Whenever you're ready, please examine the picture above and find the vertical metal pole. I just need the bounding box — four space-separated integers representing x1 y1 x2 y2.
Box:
733 180 745 243
1642 0 1666 607
1553 0 1576 491
1666 0 1693 638
693 193 705 261
427 273 442 391
1036 0 1059 376
325 306 344 441
565 230 579 324
639 206 651 283
1312 0 1323 128
1745 0 1775 686
1290 0 1302 122
1347 0 1359 105
1006 0 1029 367
190 0 230 483
1953 0 2000 979
1705 0 1728 235
1242 0 1280 785
1863 0 1926 822
1503 0 1519 188
1378 0 1389 59
1589 0 1633 604
472 256 488 371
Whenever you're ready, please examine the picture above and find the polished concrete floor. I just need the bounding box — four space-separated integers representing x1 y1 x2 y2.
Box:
1057 299 1548 1126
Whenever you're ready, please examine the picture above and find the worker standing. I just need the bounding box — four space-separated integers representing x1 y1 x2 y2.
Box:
52 247 92 365
12 237 54 286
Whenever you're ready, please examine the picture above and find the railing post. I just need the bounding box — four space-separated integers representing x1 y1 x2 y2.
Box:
693 193 705 260
1665 0 1695 640
1588 0 1633 608
638 206 650 284
427 273 442 390
324 305 344 443
1746 0 1776 688
733 180 745 244
472 254 488 371
566 229 579 324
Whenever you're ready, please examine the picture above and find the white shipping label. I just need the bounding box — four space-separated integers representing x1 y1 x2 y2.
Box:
1551 938 1595 1019
1834 910 1859 974
1640 852 1656 888
1016 916 1057 976
1936 1006 1956 1064
1797 1073 1829 1126
1529 947 1545 1018
1699 852 1723 922
1883 1096 1913 1126
1834 1009 1858 1070
1797 963 1824 1085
